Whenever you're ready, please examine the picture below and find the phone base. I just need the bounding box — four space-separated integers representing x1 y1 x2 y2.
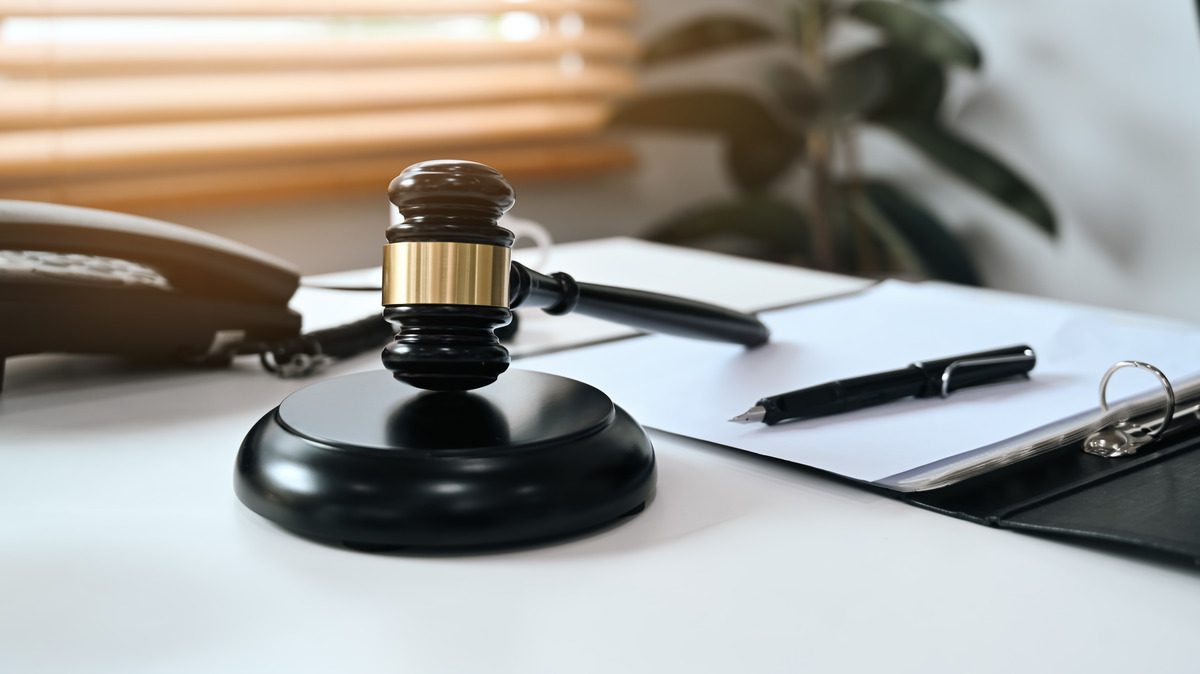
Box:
235 369 656 551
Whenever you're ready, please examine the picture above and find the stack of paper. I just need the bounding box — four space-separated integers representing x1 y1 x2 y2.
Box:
517 281 1200 491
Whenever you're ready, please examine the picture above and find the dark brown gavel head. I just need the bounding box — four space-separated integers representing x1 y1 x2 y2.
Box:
381 160 517 391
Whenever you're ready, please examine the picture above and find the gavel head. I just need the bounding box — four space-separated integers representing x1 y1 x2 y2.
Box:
381 160 516 391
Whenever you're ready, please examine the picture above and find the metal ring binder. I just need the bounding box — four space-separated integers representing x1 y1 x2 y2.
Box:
1084 360 1178 458
1098 360 1176 427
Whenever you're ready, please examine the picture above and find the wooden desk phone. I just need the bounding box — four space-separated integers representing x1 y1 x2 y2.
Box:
236 160 770 551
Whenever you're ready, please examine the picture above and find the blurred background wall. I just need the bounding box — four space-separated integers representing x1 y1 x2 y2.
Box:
153 0 1200 322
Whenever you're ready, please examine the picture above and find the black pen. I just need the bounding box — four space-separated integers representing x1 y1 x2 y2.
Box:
730 345 1036 425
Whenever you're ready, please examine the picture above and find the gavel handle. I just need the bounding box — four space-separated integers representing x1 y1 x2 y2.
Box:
508 262 770 348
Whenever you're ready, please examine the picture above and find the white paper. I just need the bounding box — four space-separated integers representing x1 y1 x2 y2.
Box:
517 281 1200 484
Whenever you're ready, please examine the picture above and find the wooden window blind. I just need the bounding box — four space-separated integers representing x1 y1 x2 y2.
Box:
0 1 637 212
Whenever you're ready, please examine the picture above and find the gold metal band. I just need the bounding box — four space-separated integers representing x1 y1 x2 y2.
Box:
382 241 511 307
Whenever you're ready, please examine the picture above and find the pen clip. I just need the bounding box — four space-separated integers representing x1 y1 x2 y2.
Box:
939 350 1037 398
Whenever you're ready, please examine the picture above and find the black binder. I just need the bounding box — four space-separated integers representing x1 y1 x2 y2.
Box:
871 359 1196 566
900 402 1200 566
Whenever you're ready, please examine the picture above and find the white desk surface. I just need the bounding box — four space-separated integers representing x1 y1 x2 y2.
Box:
2 238 1197 674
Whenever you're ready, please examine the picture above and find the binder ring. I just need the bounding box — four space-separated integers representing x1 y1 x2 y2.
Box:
1098 360 1176 440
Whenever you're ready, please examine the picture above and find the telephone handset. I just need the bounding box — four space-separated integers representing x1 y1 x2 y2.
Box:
0 199 305 388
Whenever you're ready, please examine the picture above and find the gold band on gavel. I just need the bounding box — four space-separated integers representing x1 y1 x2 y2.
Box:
382 241 511 307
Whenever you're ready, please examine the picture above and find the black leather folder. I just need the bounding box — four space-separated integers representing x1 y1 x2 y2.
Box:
900 419 1200 566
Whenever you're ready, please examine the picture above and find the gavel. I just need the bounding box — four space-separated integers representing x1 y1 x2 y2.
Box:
236 159 771 551
381 159 770 391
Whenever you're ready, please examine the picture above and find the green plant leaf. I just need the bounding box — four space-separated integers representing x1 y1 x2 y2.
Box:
857 181 982 284
882 119 1057 235
725 132 805 192
640 15 778 68
827 49 892 120
854 45 947 120
611 90 804 191
765 62 820 123
847 0 982 70
836 188 924 277
643 196 812 264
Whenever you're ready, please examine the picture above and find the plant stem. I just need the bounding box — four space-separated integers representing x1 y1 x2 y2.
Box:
806 130 835 270
838 125 879 275
800 0 835 270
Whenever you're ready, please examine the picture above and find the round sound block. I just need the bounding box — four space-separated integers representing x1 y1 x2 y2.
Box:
235 369 656 551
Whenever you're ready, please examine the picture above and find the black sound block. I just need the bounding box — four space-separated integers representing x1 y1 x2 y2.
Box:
235 369 656 551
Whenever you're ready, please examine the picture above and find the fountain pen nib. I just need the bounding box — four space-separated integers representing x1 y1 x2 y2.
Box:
729 405 766 424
